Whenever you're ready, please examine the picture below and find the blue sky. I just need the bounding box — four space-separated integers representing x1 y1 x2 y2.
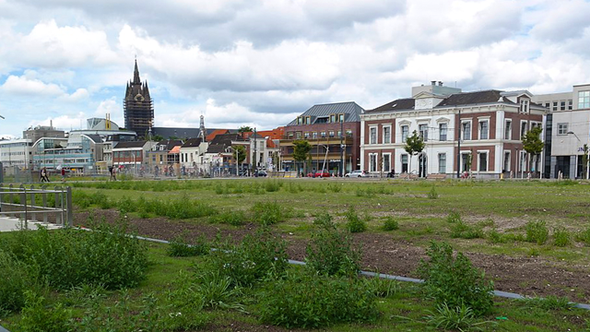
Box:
0 0 589 138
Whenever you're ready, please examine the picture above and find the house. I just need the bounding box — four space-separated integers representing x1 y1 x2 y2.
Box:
113 140 156 172
280 102 363 175
361 81 547 179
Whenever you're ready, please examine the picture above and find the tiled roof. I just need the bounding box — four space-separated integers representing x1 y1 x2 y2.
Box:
113 141 146 149
366 98 415 113
206 129 230 142
287 102 364 126
169 146 181 154
157 139 184 150
437 90 510 107
206 133 244 153
181 138 202 148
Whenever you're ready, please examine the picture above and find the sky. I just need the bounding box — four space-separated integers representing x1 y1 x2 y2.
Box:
0 0 589 139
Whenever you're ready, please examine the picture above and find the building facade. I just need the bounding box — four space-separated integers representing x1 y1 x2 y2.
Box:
124 60 154 137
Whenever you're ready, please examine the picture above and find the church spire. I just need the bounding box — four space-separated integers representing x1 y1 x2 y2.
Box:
133 59 141 84
200 115 207 142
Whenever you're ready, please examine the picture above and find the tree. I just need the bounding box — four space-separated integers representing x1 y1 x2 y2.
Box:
152 135 164 142
232 145 246 165
403 130 425 175
293 140 312 177
583 144 589 180
238 126 253 133
522 127 544 175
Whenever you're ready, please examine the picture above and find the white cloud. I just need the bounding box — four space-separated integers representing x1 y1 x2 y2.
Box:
29 112 87 131
0 75 90 101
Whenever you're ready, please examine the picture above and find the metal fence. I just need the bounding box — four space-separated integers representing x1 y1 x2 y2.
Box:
0 184 73 228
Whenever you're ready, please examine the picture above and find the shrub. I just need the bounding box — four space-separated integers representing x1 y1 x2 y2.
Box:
427 186 438 199
3 216 148 290
425 302 491 332
525 221 549 245
0 250 33 314
207 227 288 286
576 227 590 246
487 229 507 244
553 228 571 247
251 201 286 225
381 217 399 231
306 222 361 276
446 211 461 223
418 241 494 316
346 207 367 233
210 210 247 226
313 212 335 229
450 221 484 239
364 275 400 298
259 273 379 329
167 234 210 257
19 291 70 332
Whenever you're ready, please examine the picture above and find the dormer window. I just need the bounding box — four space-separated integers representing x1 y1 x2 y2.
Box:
330 114 336 123
520 99 530 114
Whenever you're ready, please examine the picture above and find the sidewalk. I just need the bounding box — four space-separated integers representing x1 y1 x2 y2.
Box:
0 217 63 232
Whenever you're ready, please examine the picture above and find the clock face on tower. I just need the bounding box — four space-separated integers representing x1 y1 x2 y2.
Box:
134 93 145 102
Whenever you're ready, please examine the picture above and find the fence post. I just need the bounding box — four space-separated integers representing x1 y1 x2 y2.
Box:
42 185 48 224
8 184 13 213
66 186 73 227
19 185 27 229
0 186 3 215
54 186 61 226
30 185 36 221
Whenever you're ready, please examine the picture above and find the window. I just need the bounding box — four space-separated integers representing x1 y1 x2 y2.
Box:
288 132 294 139
438 153 446 173
312 132 318 139
339 114 345 122
560 101 566 111
504 120 512 140
503 151 510 172
330 114 336 123
316 117 328 124
462 121 471 140
401 125 409 142
337 131 342 138
478 152 488 172
461 153 471 172
295 132 302 139
544 102 550 108
346 130 353 137
579 91 590 109
568 100 573 110
297 117 303 125
520 121 528 138
383 153 391 172
305 116 311 125
557 123 568 135
552 101 558 111
329 131 335 138
401 154 408 173
520 151 527 172
320 131 326 138
304 132 310 139
383 126 391 144
439 123 447 141
418 124 428 141
520 99 530 114
369 153 378 172
479 120 489 140
369 127 377 144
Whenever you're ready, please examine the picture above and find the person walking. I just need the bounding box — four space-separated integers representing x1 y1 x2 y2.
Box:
40 167 49 182
61 167 66 182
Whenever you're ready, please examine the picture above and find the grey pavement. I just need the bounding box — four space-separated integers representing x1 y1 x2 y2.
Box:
0 216 62 232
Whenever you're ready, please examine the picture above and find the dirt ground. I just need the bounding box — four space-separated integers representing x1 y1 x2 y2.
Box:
74 209 590 303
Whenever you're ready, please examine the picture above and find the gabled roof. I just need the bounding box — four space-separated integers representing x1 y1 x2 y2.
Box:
113 141 147 149
181 138 202 148
206 129 230 142
287 101 364 126
206 133 244 154
257 127 284 139
157 139 184 150
169 146 181 154
436 90 511 107
367 98 415 113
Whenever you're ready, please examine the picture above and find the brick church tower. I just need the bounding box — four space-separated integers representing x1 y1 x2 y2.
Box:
124 59 154 137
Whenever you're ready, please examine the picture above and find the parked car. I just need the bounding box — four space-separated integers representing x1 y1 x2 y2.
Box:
345 170 366 177
254 170 267 177
307 171 331 178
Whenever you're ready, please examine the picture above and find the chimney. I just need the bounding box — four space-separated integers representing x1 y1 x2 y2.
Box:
50 120 53 129
431 81 436 86
438 81 443 86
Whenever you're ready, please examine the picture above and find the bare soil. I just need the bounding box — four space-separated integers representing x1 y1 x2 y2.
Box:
74 209 590 303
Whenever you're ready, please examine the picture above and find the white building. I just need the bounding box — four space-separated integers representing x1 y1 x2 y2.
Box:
0 138 33 170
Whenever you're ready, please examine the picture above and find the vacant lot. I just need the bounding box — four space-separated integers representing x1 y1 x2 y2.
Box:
4 178 588 331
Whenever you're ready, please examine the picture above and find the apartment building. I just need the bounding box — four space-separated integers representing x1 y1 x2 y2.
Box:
361 82 546 178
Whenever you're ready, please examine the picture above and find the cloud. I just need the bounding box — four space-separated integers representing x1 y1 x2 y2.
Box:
0 75 89 101
29 112 87 131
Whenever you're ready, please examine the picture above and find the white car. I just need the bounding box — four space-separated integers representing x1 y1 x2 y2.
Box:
345 170 366 177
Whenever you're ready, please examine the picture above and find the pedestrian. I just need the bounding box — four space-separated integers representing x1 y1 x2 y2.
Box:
61 167 66 182
40 167 49 182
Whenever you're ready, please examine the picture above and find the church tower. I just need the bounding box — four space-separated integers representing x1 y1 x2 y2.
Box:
124 59 154 137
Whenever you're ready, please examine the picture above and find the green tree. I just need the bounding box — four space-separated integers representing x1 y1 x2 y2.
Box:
238 126 253 133
232 145 246 164
152 135 164 142
522 126 544 175
293 140 312 177
404 130 425 175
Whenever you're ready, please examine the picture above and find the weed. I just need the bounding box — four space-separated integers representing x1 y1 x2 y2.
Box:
450 221 484 239
576 227 590 246
425 302 493 331
553 227 571 247
259 272 379 329
19 291 70 332
525 221 549 245
210 210 247 226
306 222 361 276
364 275 400 298
418 241 494 316
382 217 399 231
167 234 210 257
196 271 245 311
328 183 342 193
0 250 33 314
251 201 287 225
313 212 335 229
446 211 461 223
487 229 507 244
519 295 572 311
264 180 282 193
345 206 367 233
427 186 438 199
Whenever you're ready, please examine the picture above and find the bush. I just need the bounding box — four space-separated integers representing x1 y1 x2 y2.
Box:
313 212 334 228
450 221 484 239
525 221 549 245
259 273 379 329
306 222 361 276
251 201 287 225
2 216 148 290
418 241 494 316
345 207 367 233
553 228 571 247
210 210 247 226
0 250 33 314
446 211 461 223
167 234 210 257
427 186 438 199
487 229 507 244
425 303 490 332
19 291 70 332
381 217 399 231
576 227 590 246
207 227 288 286
364 275 400 298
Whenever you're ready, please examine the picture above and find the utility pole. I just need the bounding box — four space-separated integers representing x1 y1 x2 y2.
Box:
340 115 344 177
456 109 461 179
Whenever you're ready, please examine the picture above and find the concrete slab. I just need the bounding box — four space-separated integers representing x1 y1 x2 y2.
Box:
0 217 62 232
